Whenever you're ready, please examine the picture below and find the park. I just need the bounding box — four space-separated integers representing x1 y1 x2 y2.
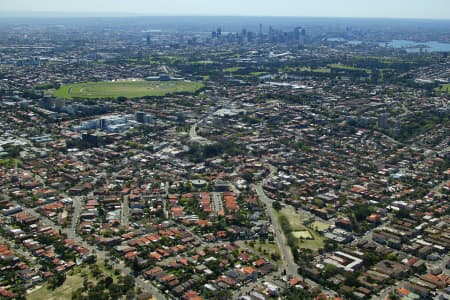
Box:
53 80 204 99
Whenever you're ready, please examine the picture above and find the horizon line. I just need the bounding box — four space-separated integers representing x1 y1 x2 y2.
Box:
0 11 449 21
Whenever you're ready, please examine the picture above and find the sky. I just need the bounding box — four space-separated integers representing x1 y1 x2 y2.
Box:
1 0 450 20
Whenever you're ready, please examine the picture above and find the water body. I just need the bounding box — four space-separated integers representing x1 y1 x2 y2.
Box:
327 37 346 42
327 38 363 45
327 37 450 53
379 40 450 53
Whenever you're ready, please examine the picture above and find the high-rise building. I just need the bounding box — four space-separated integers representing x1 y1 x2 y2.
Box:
135 111 145 123
378 113 389 129
98 118 106 130
294 27 301 41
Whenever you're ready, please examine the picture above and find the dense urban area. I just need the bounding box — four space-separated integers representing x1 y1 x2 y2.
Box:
0 16 449 300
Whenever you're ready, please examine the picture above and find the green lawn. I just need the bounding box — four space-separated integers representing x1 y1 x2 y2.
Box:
278 208 325 251
284 66 331 74
312 68 332 74
328 63 372 74
249 71 269 76
53 80 204 99
27 268 85 300
223 67 244 73
310 221 331 232
436 83 450 95
0 158 21 168
27 261 118 300
293 230 313 239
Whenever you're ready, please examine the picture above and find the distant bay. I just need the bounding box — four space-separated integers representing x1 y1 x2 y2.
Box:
379 40 450 53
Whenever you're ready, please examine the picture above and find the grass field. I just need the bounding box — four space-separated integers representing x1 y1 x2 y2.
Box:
285 66 331 74
328 63 372 74
293 230 313 239
278 208 325 251
436 83 450 95
28 268 85 300
53 80 204 99
249 71 269 76
311 221 331 232
27 261 117 300
223 67 245 73
0 158 21 168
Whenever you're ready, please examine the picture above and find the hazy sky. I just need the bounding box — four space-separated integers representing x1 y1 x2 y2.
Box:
1 0 450 19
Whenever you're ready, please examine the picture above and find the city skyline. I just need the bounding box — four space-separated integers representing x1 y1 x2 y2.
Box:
1 0 450 20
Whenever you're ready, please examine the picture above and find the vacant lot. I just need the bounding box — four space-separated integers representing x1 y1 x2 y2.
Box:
53 80 204 99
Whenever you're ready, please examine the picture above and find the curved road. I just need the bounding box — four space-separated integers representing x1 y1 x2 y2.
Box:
189 122 211 144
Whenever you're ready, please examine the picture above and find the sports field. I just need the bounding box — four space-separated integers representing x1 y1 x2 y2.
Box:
53 80 204 99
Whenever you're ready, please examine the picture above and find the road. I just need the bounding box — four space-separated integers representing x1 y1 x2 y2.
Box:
163 181 169 219
400 102 411 116
189 122 211 144
121 195 130 227
70 196 83 239
211 192 224 215
254 184 298 277
189 123 199 139
430 179 450 195
253 164 338 297
179 224 204 243
380 132 404 147
0 235 36 264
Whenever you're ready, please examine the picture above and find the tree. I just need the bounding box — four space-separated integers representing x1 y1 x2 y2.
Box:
323 264 338 279
104 276 113 286
344 271 361 287
212 289 232 300
120 275 135 293
117 96 127 103
48 272 66 289
396 208 410 219
71 288 85 300
389 292 400 300
324 239 337 252
272 201 282 211
284 286 313 300
354 204 374 222
126 289 136 300
108 283 122 299
363 250 382 267
88 287 107 300
90 264 101 277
